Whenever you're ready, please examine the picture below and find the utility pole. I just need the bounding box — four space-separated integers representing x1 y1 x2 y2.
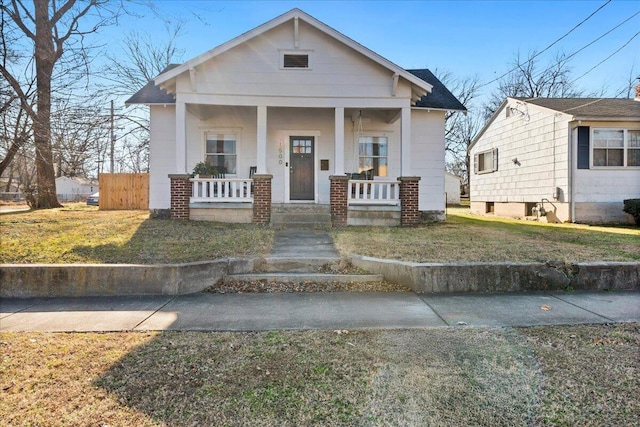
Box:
110 100 115 173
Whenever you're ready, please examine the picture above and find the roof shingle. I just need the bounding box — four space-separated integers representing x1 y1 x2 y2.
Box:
408 69 466 111
515 97 640 119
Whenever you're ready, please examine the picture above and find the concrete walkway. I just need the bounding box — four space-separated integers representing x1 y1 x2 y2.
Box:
269 228 340 259
1 291 638 332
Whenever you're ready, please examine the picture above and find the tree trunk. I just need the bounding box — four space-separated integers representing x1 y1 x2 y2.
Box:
33 0 61 208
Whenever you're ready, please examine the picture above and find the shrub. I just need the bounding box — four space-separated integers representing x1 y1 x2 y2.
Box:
623 199 640 225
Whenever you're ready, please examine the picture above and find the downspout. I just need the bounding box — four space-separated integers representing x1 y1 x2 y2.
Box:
569 123 576 223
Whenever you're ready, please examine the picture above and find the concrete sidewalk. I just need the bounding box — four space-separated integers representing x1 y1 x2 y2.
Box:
1 291 638 332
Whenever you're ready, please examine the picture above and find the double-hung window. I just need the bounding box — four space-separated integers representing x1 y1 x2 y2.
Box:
358 136 388 178
474 148 498 174
592 129 640 168
205 132 236 174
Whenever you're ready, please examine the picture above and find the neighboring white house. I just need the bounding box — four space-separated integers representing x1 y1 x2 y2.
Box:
55 176 98 201
445 172 462 205
126 8 465 225
469 94 640 224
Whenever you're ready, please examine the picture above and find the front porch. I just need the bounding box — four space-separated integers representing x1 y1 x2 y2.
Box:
168 174 420 226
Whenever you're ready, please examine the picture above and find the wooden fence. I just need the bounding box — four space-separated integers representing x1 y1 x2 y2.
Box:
99 173 149 210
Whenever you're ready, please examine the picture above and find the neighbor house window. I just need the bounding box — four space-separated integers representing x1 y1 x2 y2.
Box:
474 148 498 174
592 129 640 167
358 136 388 178
628 130 640 166
205 132 236 174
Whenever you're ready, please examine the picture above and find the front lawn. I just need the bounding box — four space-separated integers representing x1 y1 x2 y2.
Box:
1 204 638 264
0 204 273 264
332 207 640 263
1 324 637 426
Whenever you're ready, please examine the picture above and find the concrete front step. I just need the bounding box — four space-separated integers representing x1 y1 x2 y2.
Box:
258 257 341 273
270 203 332 228
224 273 384 285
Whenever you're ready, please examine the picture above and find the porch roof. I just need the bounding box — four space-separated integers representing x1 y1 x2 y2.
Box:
124 64 178 106
126 67 466 112
408 69 467 112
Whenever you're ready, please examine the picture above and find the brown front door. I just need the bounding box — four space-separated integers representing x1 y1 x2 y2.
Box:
290 136 314 200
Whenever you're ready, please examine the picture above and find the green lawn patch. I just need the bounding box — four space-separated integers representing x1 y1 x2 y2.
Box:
332 207 640 263
0 205 273 264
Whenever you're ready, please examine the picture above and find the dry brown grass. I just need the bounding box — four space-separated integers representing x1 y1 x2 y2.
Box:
0 204 273 264
332 207 640 263
1 324 637 426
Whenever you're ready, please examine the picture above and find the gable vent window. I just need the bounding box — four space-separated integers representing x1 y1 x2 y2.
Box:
282 53 310 69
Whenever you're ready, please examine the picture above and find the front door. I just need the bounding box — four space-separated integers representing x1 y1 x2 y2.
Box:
290 136 314 200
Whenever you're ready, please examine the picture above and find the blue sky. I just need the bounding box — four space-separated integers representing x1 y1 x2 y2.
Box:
103 0 639 105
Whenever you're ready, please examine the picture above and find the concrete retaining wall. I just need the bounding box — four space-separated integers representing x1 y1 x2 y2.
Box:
350 256 640 293
2 257 638 298
1 259 254 298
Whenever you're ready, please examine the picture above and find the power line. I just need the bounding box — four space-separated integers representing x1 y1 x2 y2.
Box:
571 30 640 83
530 9 640 81
477 0 612 89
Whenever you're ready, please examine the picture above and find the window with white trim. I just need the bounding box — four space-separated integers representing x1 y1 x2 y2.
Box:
358 136 388 178
280 51 312 69
592 129 640 167
474 148 498 174
205 132 236 174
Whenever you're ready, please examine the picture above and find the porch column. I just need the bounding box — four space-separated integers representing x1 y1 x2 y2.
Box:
330 175 349 226
401 106 411 176
252 174 272 225
257 106 267 173
176 101 187 173
334 107 345 175
168 174 191 220
399 176 421 226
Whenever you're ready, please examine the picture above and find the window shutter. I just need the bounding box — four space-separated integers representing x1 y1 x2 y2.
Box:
492 148 499 172
577 126 590 169
473 153 479 174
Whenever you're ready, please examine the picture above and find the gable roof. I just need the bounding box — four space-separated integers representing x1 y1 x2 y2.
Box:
515 97 640 120
155 8 432 95
408 69 466 111
125 64 179 105
470 96 640 152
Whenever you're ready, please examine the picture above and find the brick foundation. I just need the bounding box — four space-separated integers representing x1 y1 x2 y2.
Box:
329 175 349 226
252 174 273 225
399 176 421 226
169 174 191 220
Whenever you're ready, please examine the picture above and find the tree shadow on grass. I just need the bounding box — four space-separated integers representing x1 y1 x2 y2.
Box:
94 327 541 426
69 218 273 264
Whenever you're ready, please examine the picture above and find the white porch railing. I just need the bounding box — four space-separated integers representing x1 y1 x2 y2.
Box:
190 177 253 203
348 179 400 205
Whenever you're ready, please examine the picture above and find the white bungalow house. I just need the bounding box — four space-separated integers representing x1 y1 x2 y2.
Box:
445 172 462 205
126 8 465 226
55 176 98 201
469 93 640 224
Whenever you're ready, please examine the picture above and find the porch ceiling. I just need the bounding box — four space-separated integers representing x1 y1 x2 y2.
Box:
186 104 401 123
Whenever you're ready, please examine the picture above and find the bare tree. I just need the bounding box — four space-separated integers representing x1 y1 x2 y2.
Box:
100 24 183 173
0 0 120 208
50 94 109 177
432 69 482 184
484 50 583 119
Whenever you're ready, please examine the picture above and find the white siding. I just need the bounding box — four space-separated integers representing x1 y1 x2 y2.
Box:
573 120 640 204
179 20 409 102
470 101 570 204
149 105 176 209
445 172 461 204
412 109 446 211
